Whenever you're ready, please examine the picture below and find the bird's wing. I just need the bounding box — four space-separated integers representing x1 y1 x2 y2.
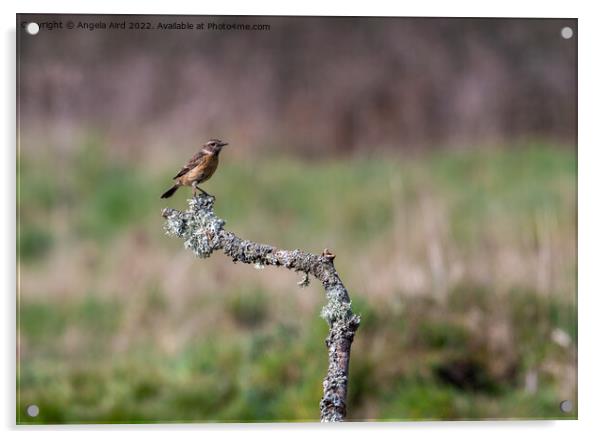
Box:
172 150 207 180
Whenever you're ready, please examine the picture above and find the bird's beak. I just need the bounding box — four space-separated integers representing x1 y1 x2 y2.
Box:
220 142 229 147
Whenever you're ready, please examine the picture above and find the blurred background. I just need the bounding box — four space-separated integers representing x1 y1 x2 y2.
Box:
17 15 576 423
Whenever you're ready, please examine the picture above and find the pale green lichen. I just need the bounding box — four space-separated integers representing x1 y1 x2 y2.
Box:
162 196 225 258
320 285 353 325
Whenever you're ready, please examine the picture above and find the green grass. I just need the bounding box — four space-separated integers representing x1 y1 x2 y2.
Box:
17 142 577 423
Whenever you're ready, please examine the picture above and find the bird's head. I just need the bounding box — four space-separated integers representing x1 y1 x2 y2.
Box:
203 139 228 154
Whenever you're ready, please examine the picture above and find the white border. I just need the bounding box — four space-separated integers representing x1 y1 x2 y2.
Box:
2 1 601 438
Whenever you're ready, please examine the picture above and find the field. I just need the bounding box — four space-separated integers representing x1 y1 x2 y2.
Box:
17 142 576 423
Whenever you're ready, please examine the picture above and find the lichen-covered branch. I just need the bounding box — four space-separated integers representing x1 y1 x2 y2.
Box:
162 195 360 422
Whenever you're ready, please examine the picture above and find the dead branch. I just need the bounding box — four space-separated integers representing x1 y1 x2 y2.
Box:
161 194 360 422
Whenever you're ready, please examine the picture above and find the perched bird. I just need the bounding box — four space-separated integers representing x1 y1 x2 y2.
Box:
161 139 228 199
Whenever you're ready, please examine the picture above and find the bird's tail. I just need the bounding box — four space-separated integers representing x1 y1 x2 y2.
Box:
161 185 179 199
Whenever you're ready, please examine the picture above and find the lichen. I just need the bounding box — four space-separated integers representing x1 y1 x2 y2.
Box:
320 285 354 325
162 196 225 258
297 272 310 288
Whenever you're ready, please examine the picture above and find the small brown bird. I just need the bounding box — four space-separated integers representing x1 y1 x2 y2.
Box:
161 139 228 199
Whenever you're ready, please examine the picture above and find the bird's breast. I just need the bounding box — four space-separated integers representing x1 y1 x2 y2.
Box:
183 155 219 184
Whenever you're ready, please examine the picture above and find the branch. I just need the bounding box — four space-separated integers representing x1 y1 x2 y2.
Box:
161 195 360 422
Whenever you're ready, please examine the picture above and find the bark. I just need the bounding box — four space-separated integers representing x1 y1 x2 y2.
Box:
162 194 360 422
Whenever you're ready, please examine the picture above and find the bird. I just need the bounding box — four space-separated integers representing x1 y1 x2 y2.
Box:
161 139 228 199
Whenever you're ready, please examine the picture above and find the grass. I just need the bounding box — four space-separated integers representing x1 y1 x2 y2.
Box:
17 141 576 423
17 290 576 423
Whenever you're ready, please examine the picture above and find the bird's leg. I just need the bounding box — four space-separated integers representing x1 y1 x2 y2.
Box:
195 185 212 198
192 185 197 197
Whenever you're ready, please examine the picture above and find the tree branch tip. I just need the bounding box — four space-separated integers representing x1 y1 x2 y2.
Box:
321 248 336 261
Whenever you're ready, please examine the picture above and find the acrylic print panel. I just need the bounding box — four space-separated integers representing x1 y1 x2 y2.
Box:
16 14 577 423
